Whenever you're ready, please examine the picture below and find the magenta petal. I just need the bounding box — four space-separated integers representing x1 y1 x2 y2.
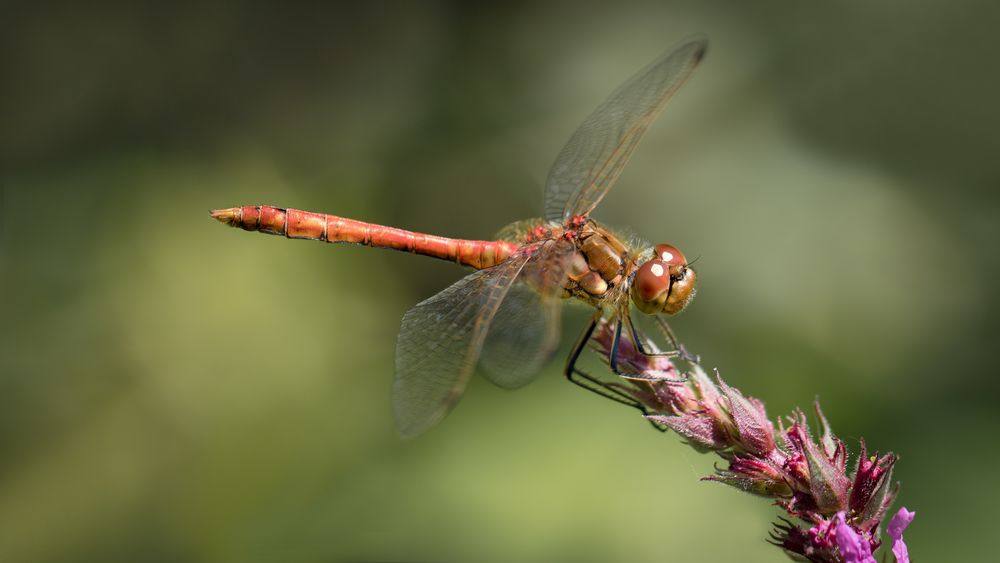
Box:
887 507 915 563
648 414 722 451
788 420 849 512
835 512 876 563
715 375 775 455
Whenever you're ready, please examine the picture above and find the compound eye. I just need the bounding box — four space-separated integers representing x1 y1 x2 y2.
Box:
654 243 687 267
633 259 671 304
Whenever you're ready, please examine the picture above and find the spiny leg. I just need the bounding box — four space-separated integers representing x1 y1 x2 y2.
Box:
565 312 643 409
564 312 668 432
655 315 699 363
625 311 678 359
609 313 677 382
609 316 624 374
616 311 699 366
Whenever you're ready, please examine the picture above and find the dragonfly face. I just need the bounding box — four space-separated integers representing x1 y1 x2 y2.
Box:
630 243 696 315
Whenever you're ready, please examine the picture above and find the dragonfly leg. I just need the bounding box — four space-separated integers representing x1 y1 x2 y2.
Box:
627 315 688 431
564 312 669 433
655 315 700 363
625 312 679 359
609 317 624 374
565 312 644 410
620 312 699 367
600 312 687 385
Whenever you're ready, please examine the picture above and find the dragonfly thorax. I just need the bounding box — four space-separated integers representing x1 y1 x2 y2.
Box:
562 224 634 306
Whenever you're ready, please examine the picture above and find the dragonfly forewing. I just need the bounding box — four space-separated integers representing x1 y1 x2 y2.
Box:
543 37 707 223
393 247 537 437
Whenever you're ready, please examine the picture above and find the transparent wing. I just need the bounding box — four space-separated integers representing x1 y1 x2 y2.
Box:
479 239 575 388
543 37 707 223
393 248 535 437
493 218 547 243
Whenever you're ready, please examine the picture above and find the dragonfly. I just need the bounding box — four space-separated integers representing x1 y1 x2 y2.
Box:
211 37 706 437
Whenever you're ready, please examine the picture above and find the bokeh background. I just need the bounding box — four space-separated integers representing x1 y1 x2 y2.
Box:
3 1 998 561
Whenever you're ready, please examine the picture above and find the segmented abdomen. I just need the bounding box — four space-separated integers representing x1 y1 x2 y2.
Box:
211 205 518 270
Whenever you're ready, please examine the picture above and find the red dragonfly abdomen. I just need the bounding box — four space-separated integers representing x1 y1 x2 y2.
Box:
211 205 519 270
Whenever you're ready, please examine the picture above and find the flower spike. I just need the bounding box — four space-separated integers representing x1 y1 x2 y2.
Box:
587 319 913 562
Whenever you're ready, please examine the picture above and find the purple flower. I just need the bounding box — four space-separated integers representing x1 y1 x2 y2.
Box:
787 411 849 514
586 319 914 562
849 439 899 528
887 507 915 563
835 512 876 563
715 374 775 456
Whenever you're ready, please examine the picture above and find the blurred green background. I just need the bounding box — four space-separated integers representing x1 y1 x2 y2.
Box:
3 1 998 561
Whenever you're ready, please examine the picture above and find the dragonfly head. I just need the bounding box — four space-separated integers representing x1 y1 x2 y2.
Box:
630 243 696 316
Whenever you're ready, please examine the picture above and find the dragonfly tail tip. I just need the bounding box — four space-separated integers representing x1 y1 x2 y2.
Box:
209 207 240 226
